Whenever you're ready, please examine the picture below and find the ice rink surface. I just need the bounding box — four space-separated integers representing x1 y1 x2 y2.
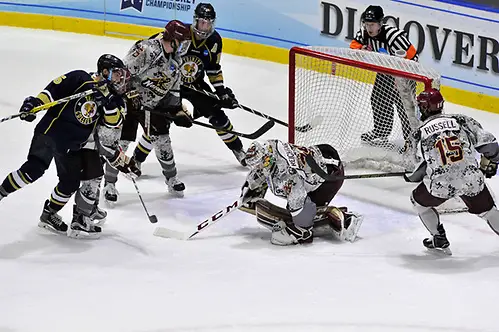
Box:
0 27 498 332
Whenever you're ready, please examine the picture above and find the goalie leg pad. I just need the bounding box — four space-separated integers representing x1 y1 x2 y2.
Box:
313 206 363 242
270 224 313 246
255 200 292 231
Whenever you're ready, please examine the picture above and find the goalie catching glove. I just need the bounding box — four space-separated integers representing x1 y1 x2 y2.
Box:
108 150 142 178
480 155 498 179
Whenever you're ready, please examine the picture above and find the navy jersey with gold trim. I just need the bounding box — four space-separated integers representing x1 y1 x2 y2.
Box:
149 27 225 93
34 70 122 152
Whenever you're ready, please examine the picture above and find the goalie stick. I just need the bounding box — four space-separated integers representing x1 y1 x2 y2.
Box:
184 84 321 133
153 198 243 240
305 154 407 181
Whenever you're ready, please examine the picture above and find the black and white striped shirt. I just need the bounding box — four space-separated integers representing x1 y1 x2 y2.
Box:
350 24 418 61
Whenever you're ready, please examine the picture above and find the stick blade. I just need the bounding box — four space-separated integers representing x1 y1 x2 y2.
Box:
245 120 275 139
153 227 190 240
149 215 158 223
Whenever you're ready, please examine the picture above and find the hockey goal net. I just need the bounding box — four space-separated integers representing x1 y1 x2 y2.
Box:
289 46 441 172
289 46 467 213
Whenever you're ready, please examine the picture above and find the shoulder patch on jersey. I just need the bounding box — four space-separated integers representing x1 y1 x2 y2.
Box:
75 97 98 125
180 55 203 84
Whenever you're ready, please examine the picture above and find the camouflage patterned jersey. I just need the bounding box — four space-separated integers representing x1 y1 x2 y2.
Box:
123 39 182 110
246 140 338 212
406 114 499 198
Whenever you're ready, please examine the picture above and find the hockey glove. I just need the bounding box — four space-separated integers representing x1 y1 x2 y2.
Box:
19 96 43 122
168 105 193 128
216 87 238 109
480 155 498 179
240 181 268 204
108 150 142 178
93 88 125 110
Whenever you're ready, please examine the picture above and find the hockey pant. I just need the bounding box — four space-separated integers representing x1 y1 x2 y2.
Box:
370 74 416 141
0 134 83 212
105 107 178 183
74 148 104 217
411 182 499 236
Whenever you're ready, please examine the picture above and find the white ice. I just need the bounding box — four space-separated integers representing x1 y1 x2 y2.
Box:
0 27 498 332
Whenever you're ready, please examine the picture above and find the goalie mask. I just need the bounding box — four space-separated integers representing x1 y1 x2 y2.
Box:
245 141 275 171
416 88 444 121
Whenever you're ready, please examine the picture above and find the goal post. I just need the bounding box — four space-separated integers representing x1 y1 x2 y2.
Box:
288 46 441 171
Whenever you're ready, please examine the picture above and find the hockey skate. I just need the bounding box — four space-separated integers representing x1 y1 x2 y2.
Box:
360 131 399 151
232 149 247 167
423 224 452 256
166 176 185 198
90 203 107 226
103 181 119 205
68 205 101 239
38 200 68 235
271 224 313 246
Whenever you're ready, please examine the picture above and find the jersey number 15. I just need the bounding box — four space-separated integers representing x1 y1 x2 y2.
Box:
434 136 463 166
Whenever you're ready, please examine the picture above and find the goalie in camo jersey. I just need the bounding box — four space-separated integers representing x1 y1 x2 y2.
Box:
404 89 499 255
239 139 363 246
131 2 247 169
350 5 418 149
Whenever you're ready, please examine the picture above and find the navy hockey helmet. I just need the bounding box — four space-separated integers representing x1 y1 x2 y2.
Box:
417 88 444 121
97 54 130 95
192 3 216 39
361 5 384 23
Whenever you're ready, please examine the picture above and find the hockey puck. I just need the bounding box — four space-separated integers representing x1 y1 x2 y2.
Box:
149 215 158 223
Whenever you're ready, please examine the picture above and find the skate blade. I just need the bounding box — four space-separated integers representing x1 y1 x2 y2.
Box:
67 228 101 240
37 222 67 235
168 189 185 198
93 219 107 227
426 246 453 256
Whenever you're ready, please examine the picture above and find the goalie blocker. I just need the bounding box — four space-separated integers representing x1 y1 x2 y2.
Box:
240 139 363 246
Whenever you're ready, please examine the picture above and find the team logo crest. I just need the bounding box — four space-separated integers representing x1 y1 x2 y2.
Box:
180 55 204 84
141 74 172 96
75 98 98 125
121 0 143 13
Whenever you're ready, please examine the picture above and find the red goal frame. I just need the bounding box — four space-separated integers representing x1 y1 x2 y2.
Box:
288 46 434 144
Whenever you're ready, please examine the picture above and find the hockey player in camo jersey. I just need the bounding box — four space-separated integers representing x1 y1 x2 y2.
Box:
239 139 363 246
404 89 499 255
130 2 246 169
102 20 193 202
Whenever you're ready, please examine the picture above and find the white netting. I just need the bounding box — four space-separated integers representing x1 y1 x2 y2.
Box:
290 46 441 172
290 47 466 213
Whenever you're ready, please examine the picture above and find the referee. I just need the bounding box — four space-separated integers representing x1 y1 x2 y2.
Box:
350 5 418 147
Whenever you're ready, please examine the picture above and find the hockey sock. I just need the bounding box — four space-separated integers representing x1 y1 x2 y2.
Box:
48 185 72 212
134 134 153 163
479 207 499 236
75 178 101 216
411 192 441 235
1 170 33 194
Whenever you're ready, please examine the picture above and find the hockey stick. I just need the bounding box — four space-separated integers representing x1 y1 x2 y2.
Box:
184 84 322 133
153 198 243 240
305 154 407 181
0 89 96 124
131 177 158 223
149 109 275 140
